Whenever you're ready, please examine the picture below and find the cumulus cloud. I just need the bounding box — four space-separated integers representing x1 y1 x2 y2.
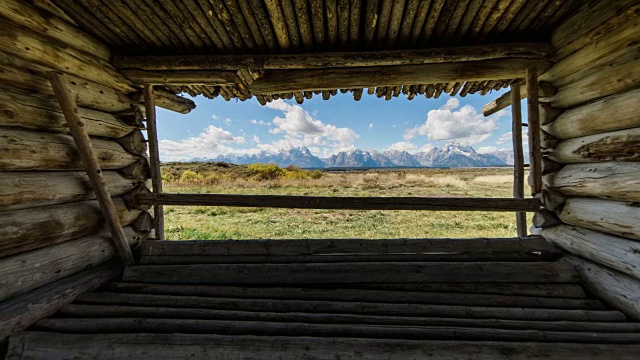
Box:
252 135 261 143
250 119 270 126
388 141 417 152
404 100 503 145
160 125 246 161
496 132 512 144
369 122 374 131
477 146 499 154
263 100 358 155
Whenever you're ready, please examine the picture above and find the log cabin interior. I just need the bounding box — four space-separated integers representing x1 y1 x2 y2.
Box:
1 0 640 358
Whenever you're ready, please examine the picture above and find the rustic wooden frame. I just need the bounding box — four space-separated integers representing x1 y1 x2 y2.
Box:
143 85 165 240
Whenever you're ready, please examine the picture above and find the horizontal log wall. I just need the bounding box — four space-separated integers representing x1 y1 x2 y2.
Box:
540 0 640 319
0 0 153 336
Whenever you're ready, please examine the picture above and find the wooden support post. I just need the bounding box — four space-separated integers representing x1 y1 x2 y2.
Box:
48 72 135 265
526 67 542 195
510 84 527 238
143 85 164 240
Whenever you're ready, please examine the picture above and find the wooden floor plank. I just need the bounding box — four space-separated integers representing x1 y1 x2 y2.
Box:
141 237 557 256
32 318 640 343
123 262 579 284
340 282 587 298
58 304 640 332
139 252 555 264
104 282 603 309
9 332 640 359
73 292 626 321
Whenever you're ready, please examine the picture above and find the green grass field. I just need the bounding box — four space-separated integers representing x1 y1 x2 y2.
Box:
161 163 531 240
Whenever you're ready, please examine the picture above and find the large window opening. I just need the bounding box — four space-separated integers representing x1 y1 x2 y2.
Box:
146 86 537 241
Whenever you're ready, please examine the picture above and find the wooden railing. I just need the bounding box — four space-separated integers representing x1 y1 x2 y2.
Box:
134 193 542 212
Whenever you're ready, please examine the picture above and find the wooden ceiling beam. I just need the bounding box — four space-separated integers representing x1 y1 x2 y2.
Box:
120 70 239 85
114 43 550 71
249 58 549 94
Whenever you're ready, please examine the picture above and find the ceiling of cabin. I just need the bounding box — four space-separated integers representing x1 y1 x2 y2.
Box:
52 0 584 104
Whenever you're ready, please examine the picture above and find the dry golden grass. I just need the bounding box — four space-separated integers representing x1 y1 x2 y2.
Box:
161 166 531 240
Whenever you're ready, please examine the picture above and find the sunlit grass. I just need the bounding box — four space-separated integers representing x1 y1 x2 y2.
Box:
162 167 532 240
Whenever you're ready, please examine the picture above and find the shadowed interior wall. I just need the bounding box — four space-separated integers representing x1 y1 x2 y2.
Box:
538 0 640 319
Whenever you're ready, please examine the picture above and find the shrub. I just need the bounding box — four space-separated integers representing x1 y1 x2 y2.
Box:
309 170 324 179
179 169 204 184
248 163 284 180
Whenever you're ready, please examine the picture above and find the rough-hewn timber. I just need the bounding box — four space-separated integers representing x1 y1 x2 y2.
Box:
559 198 640 240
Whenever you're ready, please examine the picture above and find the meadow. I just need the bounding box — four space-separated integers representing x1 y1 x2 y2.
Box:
161 163 529 240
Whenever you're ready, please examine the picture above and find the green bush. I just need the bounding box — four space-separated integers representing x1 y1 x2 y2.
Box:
248 163 284 180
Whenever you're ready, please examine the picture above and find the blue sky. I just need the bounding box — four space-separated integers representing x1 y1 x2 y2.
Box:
156 89 527 161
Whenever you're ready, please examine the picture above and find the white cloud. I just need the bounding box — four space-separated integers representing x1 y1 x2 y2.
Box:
369 122 373 131
496 132 512 144
252 135 261 143
160 125 246 161
250 119 270 126
388 141 417 152
477 146 499 154
212 115 219 120
404 100 504 146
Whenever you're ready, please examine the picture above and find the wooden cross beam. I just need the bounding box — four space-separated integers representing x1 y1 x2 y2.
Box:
510 84 527 238
48 72 135 265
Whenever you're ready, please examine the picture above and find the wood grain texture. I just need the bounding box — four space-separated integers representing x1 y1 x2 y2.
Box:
566 255 640 320
0 261 121 339
548 127 640 164
143 85 163 240
135 193 542 211
141 237 556 256
249 58 547 93
543 88 640 140
544 162 640 202
9 332 640 359
559 198 640 241
0 170 137 211
123 262 578 284
544 225 640 281
48 72 134 264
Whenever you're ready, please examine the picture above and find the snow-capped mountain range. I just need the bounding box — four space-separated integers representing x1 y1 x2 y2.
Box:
199 143 513 168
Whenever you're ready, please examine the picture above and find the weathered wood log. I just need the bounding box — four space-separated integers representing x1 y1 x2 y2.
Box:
343 283 586 298
548 127 640 164
115 130 147 155
49 72 135 264
527 67 543 195
9 333 640 360
549 52 640 108
511 84 527 237
0 128 139 170
551 0 640 61
544 225 640 281
141 237 557 256
60 304 640 333
140 253 555 264
123 262 578 284
144 85 164 240
0 21 136 93
114 43 550 70
0 171 137 211
0 197 143 258
0 0 110 60
0 227 146 302
129 89 196 114
543 15 640 86
543 88 640 140
31 0 78 25
103 282 601 310
249 59 549 93
0 91 137 138
75 292 621 322
0 261 121 339
559 198 640 240
545 162 640 202
482 86 527 116
0 52 137 113
33 317 640 343
565 255 640 320
120 69 239 85
532 210 562 229
135 193 542 211
120 157 151 181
